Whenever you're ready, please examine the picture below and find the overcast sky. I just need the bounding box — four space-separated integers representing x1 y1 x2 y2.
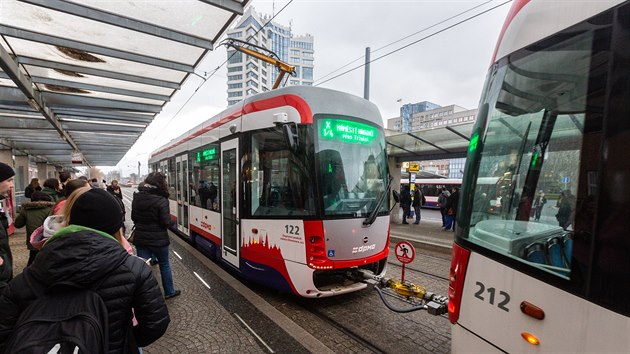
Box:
105 0 511 176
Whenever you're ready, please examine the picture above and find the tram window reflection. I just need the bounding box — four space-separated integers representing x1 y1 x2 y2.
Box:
249 126 315 217
190 143 221 212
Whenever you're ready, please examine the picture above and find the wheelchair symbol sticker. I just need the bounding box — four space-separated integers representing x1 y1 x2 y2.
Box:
328 250 335 257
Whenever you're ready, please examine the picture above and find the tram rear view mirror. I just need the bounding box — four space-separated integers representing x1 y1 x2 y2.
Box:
282 122 299 152
392 190 400 203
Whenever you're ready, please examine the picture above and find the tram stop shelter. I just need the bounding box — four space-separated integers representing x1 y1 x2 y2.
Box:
385 122 474 221
0 0 249 172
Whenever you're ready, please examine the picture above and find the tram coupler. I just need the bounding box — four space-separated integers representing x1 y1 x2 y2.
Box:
366 273 448 315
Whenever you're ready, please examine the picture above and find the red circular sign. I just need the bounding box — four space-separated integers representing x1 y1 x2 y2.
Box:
395 241 415 264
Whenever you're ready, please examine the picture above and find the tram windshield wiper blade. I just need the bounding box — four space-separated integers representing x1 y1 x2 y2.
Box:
363 176 392 227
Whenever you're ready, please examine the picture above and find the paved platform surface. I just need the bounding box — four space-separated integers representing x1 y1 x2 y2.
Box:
7 216 452 353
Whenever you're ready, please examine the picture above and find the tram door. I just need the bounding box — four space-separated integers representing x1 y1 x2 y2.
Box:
175 154 189 234
221 138 239 267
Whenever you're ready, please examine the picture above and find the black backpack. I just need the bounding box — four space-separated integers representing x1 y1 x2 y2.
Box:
4 286 109 354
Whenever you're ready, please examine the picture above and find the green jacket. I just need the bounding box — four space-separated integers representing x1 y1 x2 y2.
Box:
14 201 55 250
41 187 59 202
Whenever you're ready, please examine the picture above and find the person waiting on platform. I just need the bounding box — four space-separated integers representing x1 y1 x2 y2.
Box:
58 171 72 198
400 185 412 225
41 177 60 202
13 191 55 267
131 172 181 299
412 186 424 224
0 162 15 291
24 178 41 201
0 187 170 352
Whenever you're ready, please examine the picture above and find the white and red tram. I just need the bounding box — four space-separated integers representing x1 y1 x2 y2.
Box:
149 86 390 298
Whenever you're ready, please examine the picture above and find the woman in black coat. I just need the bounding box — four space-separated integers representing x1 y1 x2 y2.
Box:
0 187 169 353
131 172 180 299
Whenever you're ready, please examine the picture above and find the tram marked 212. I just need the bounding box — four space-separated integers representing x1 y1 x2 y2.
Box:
150 86 391 298
450 1 630 352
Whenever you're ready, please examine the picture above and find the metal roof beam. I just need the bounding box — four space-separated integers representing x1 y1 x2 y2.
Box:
22 0 216 49
0 71 8 79
32 76 171 102
386 141 424 158
43 92 163 113
407 132 451 154
445 126 471 141
0 25 194 72
0 43 81 153
54 109 154 123
198 0 245 15
18 57 181 89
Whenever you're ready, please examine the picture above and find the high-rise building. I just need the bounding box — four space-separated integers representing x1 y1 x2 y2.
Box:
225 7 314 106
398 101 441 133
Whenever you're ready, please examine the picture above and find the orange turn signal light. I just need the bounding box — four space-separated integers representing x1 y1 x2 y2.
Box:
521 332 540 345
520 301 545 320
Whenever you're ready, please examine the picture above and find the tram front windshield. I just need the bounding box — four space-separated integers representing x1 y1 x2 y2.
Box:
316 116 388 218
461 14 610 282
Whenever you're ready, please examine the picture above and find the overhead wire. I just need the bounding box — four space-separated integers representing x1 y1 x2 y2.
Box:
156 0 295 134
315 0 512 87
314 0 494 85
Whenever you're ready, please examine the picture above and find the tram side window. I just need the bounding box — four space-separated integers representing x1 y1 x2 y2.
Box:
249 127 315 217
190 143 221 212
167 158 176 201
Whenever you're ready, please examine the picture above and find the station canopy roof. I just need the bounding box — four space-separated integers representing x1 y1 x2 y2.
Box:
385 122 475 162
0 0 249 167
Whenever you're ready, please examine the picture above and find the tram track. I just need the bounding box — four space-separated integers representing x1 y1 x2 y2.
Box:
387 261 450 282
296 300 387 354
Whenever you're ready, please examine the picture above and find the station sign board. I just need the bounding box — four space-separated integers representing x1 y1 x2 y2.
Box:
408 163 420 172
71 152 83 164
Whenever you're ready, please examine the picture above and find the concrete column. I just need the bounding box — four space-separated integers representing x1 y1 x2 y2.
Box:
0 149 11 165
389 156 402 223
36 162 48 182
14 155 29 196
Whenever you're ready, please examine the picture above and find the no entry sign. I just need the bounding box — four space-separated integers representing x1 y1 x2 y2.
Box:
395 241 415 264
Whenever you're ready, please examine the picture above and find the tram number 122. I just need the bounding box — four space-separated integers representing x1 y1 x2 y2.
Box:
474 281 510 312
285 225 300 235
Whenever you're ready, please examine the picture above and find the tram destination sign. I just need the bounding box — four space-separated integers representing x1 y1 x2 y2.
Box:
319 118 377 144
196 147 217 162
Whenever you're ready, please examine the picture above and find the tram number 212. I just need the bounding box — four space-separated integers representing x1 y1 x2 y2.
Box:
474 281 510 312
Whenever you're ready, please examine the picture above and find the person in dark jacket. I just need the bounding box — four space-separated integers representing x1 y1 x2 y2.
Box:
0 187 170 353
13 191 55 266
41 177 60 202
58 171 71 198
444 187 460 231
0 163 15 290
132 172 181 299
24 178 41 200
412 186 423 224
400 185 412 224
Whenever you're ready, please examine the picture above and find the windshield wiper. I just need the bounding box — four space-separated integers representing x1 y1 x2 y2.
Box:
363 176 392 227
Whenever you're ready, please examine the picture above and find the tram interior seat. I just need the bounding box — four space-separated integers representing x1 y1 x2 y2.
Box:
524 233 572 271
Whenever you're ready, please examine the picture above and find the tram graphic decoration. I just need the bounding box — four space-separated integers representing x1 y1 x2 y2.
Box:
394 241 415 282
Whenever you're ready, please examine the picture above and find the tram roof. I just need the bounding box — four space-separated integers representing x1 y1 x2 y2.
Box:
0 0 249 168
385 121 475 162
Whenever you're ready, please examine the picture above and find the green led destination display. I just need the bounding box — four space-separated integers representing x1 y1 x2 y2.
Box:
319 118 378 144
196 147 217 162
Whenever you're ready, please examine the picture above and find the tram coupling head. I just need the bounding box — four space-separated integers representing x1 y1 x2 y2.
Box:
350 268 384 285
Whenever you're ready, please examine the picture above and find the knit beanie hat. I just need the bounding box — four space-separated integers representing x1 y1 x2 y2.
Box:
0 162 15 183
69 188 123 235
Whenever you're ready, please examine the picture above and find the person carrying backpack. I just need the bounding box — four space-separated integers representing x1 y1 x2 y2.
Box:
0 187 170 353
